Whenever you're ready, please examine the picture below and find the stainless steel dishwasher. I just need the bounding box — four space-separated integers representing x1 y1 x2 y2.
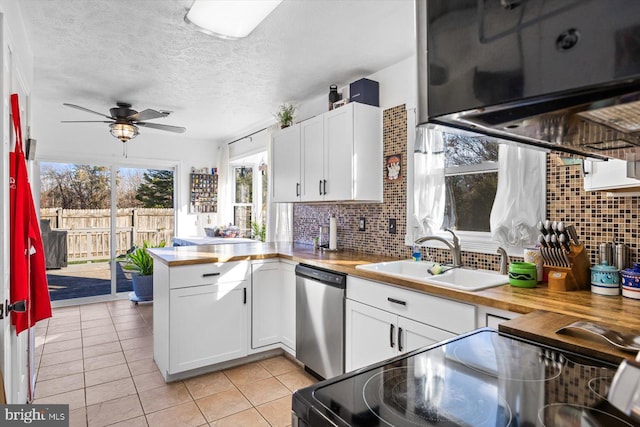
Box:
295 263 346 380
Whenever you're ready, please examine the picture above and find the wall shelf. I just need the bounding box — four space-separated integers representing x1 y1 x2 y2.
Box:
190 173 217 213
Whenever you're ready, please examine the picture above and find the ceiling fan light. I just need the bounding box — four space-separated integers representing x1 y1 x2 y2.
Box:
185 0 282 40
110 123 138 143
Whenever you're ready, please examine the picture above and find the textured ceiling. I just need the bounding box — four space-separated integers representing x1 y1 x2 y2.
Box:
19 0 415 143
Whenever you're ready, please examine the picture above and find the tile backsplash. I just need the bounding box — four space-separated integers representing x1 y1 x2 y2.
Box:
293 104 640 271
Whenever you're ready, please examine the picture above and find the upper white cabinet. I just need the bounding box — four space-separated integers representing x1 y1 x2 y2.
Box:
272 102 382 203
584 159 640 193
271 124 301 202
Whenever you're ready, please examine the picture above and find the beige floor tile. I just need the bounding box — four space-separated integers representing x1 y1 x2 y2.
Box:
196 388 252 422
69 407 87 427
117 326 152 340
84 351 126 371
37 358 84 382
86 377 137 406
80 310 111 321
145 401 207 427
48 315 81 327
128 358 160 376
237 377 290 406
256 395 293 427
33 388 86 411
43 337 83 355
112 313 145 324
124 344 154 362
83 340 122 358
224 362 272 386
258 356 300 377
138 382 193 414
86 394 144 427
106 415 149 427
81 318 114 330
120 335 153 351
82 325 117 337
40 348 83 367
52 306 80 316
115 321 149 332
184 371 235 400
276 369 317 393
34 372 85 399
47 322 82 334
43 329 82 344
82 331 119 347
132 370 167 393
209 408 270 427
85 363 131 387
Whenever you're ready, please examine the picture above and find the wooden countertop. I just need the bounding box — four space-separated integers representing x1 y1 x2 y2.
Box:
149 242 640 336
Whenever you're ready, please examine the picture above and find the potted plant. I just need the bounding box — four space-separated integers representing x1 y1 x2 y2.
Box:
251 220 266 242
127 240 166 302
275 103 296 129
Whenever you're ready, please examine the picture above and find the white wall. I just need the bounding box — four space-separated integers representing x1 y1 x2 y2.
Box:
31 98 219 237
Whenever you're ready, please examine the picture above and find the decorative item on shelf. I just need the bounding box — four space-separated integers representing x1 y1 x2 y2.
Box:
590 261 620 296
621 264 640 299
349 78 379 107
190 172 218 213
508 262 537 288
275 103 296 129
126 240 166 303
333 99 348 109
328 84 341 110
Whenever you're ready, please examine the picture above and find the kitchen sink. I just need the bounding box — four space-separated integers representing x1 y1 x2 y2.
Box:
355 260 509 291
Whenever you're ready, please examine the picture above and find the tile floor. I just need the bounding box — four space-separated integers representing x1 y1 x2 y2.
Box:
33 299 317 427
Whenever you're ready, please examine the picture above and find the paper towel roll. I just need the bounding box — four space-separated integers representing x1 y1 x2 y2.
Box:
329 215 337 250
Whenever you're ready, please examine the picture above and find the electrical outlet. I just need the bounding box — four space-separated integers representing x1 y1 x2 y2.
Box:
389 218 396 234
358 217 366 231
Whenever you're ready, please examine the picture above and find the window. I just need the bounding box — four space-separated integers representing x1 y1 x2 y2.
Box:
443 134 498 232
233 166 253 238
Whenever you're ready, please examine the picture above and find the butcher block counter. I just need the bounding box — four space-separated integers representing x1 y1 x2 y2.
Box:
149 242 640 360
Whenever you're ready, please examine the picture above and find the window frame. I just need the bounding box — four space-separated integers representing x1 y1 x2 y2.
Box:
229 161 268 238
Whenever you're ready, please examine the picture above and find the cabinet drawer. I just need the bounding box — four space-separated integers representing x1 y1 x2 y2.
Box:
347 276 475 334
169 261 250 289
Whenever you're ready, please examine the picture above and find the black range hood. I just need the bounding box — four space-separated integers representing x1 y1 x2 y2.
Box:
417 0 640 161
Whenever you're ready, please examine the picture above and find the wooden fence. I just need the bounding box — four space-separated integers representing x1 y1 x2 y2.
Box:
40 208 174 262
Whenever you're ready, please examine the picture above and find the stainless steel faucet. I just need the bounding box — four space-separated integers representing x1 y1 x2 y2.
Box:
497 247 509 275
414 228 462 267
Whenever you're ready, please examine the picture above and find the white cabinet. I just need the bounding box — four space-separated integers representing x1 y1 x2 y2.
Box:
271 124 301 202
250 260 296 354
153 260 251 380
584 158 640 193
345 277 475 372
271 102 382 203
169 281 248 373
476 305 520 329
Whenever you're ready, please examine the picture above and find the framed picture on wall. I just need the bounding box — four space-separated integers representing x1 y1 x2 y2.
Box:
385 153 401 181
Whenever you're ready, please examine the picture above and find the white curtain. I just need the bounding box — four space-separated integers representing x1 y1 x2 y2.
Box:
490 143 546 247
413 127 446 237
217 143 233 226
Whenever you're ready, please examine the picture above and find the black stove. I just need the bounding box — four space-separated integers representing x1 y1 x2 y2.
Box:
292 329 638 426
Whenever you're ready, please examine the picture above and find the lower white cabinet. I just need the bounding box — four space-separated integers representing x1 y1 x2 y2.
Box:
346 299 455 371
169 281 248 373
251 260 296 353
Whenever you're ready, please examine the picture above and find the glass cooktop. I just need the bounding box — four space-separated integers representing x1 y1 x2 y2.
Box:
292 329 636 427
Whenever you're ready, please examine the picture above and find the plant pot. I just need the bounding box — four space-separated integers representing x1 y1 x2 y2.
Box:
132 274 153 301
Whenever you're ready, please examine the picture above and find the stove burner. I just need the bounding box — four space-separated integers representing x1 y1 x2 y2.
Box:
362 367 512 426
538 403 634 427
451 333 564 382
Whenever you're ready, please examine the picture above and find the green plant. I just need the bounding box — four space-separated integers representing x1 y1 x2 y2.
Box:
127 240 166 276
251 221 266 242
275 103 296 128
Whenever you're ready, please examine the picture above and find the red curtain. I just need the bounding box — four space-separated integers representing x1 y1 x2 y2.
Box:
9 93 52 335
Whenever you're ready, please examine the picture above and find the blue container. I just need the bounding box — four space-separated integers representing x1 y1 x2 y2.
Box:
349 78 379 107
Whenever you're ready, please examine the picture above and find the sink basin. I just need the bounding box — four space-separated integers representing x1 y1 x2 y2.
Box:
355 260 508 291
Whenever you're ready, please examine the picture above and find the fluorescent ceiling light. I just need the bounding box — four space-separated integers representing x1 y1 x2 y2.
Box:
185 0 283 40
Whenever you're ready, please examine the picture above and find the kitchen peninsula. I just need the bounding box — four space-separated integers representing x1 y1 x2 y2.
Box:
149 243 640 381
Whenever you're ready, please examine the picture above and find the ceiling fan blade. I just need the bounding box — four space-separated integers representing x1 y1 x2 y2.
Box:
128 109 169 122
63 103 114 119
137 122 186 133
61 120 114 123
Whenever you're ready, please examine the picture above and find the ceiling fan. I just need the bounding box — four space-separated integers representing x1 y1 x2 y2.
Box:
62 102 187 143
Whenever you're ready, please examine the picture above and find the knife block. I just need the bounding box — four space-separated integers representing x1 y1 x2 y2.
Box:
544 244 591 291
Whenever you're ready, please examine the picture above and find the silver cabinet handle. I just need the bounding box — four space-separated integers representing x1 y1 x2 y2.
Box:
390 324 395 348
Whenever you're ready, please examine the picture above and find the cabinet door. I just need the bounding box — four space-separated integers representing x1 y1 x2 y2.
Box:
280 262 296 352
251 262 282 349
169 282 248 373
271 124 301 202
397 316 455 355
345 299 397 372
324 105 354 201
301 116 325 201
